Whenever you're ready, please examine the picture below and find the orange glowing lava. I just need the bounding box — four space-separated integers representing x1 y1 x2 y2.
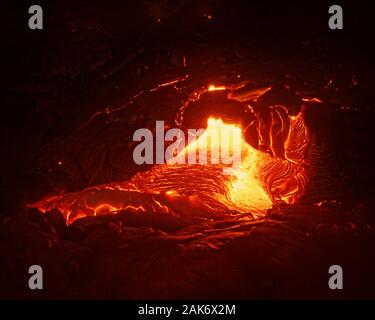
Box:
31 109 309 224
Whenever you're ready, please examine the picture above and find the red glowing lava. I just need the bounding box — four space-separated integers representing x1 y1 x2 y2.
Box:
30 83 313 224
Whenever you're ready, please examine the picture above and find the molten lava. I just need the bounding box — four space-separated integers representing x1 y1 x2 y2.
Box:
31 101 309 224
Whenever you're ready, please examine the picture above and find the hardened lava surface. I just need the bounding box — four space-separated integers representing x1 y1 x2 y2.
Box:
1 1 375 299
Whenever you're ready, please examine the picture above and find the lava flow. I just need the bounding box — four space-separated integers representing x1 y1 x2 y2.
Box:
31 82 310 224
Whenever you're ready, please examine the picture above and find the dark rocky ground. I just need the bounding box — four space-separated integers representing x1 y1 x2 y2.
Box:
1 1 375 299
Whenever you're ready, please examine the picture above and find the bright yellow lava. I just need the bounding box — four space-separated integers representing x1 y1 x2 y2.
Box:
173 117 273 214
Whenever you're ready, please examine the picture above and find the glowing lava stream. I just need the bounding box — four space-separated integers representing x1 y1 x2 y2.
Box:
169 118 273 213
31 113 308 224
